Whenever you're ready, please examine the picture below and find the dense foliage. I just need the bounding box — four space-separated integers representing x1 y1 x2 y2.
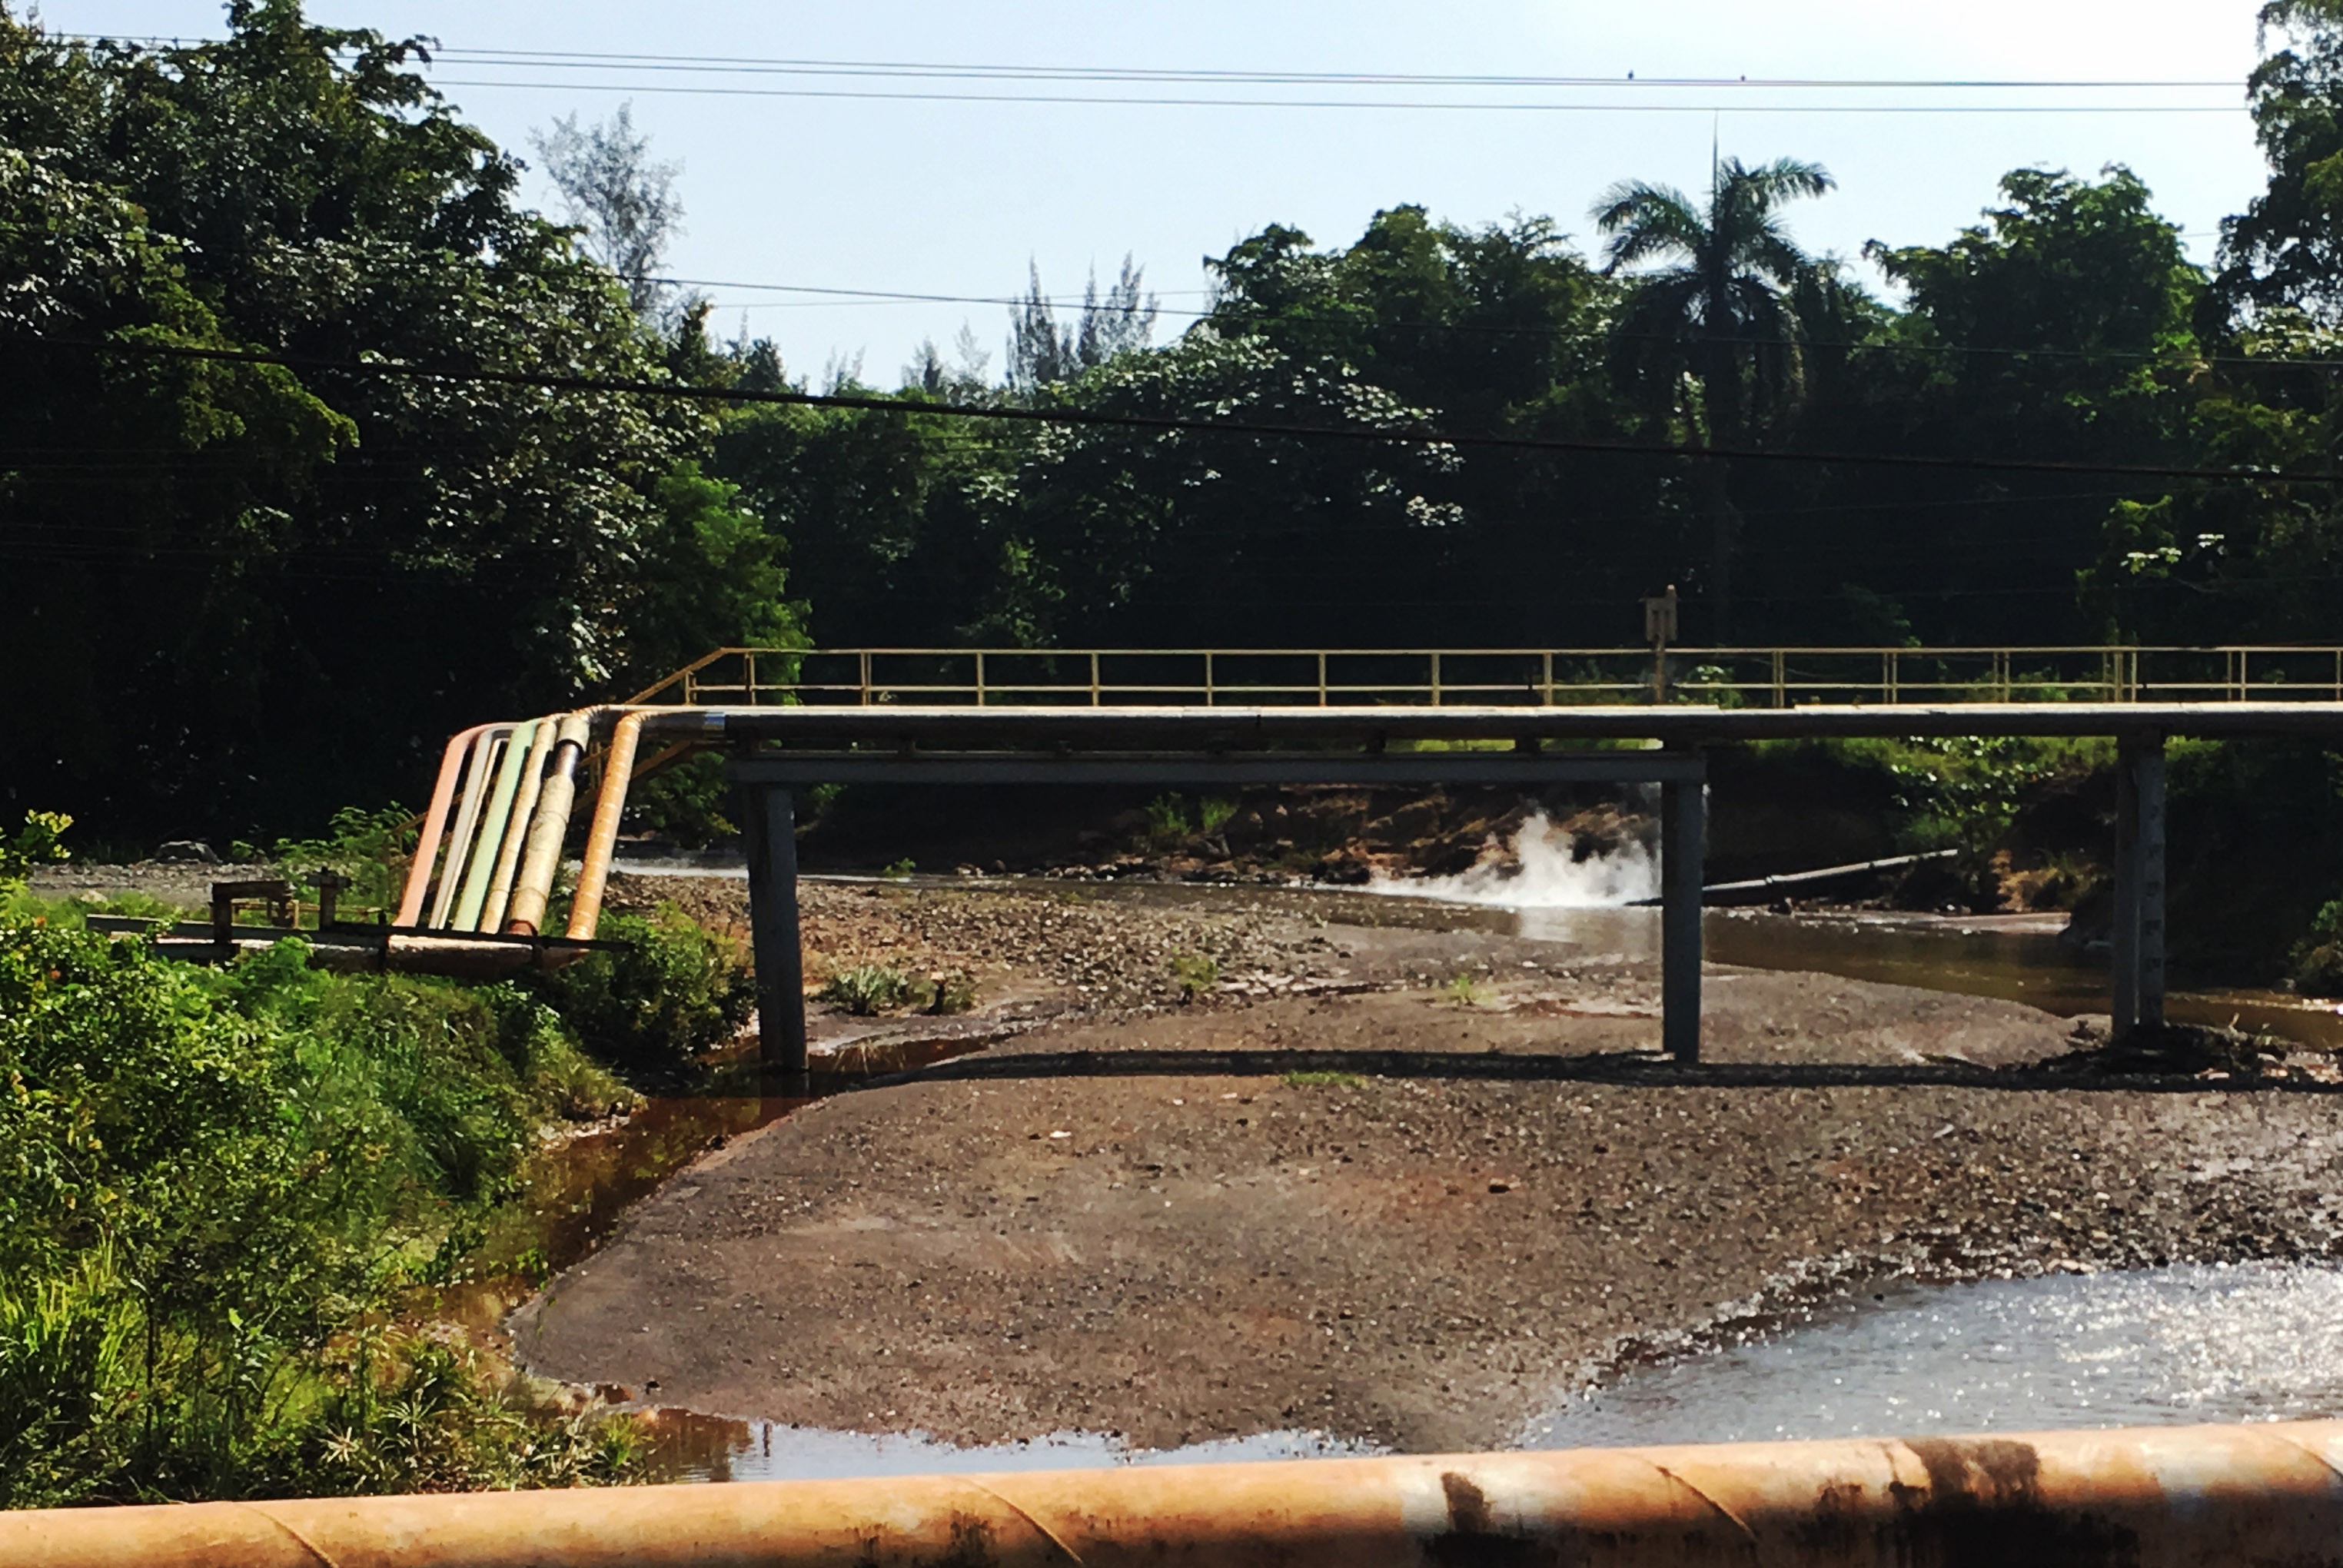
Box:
0 2 798 842
18 2 2343 843
0 917 626 1503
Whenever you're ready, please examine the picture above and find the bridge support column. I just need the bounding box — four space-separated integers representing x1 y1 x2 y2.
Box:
1661 753 1707 1065
2112 734 2168 1036
740 782 809 1083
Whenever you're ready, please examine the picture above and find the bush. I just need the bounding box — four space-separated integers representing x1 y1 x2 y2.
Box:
819 964 916 1015
0 810 71 879
269 805 418 920
523 905 756 1072
0 917 638 1505
1171 952 1218 999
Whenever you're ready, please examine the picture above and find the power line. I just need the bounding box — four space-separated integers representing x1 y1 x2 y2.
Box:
47 37 2245 92
426 78 2244 115
40 34 2242 115
28 333 2343 487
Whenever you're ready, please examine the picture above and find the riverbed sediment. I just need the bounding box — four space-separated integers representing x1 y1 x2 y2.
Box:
512 877 2343 1454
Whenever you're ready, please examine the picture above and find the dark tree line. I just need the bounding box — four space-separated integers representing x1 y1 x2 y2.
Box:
13 0 2343 839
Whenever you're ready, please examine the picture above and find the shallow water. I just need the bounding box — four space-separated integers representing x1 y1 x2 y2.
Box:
1525 1262 2343 1448
642 1416 1378 1483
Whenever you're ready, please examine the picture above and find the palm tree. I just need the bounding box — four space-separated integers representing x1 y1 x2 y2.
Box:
1592 157 1836 640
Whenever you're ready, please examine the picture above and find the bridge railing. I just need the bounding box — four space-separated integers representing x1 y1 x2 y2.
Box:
626 646 2343 709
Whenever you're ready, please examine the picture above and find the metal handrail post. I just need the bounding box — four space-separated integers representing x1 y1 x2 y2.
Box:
975 651 987 706
1089 652 1102 706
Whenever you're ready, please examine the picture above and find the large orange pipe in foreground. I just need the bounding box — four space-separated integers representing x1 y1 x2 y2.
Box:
9 1421 2343 1568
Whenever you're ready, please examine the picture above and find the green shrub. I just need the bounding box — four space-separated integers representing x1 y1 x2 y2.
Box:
1145 794 1192 844
0 917 640 1505
819 964 916 1015
1171 952 1218 999
270 805 417 919
523 906 756 1071
0 810 71 879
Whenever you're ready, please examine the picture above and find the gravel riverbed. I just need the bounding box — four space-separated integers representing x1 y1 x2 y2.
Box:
513 877 2343 1453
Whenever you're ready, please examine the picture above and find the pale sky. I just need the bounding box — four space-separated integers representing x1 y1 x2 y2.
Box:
43 1 2275 384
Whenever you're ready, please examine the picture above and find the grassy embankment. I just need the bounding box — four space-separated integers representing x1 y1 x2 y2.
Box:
0 812 753 1507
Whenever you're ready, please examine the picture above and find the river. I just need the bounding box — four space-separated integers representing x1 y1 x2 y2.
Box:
493 869 2343 1477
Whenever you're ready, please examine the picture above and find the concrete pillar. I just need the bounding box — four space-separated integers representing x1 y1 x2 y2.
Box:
741 782 809 1081
1660 757 1707 1065
2112 734 2168 1035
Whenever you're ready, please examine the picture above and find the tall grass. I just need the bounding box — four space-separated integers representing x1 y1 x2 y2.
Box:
0 906 700 1505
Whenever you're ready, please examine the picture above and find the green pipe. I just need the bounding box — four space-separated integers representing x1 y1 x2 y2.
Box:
427 727 507 930
478 719 557 933
504 712 593 937
453 724 534 932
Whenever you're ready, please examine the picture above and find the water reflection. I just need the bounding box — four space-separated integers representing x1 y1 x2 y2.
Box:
639 1413 1379 1483
1527 1263 2343 1447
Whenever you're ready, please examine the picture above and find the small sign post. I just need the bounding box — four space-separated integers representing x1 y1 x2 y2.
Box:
1642 585 1678 705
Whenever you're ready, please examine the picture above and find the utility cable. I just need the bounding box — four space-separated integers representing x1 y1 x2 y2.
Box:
25 332 2343 487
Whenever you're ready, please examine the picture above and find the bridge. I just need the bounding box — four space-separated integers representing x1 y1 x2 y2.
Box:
387 643 2343 1081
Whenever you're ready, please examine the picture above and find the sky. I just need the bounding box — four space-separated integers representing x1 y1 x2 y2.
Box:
42 0 2276 384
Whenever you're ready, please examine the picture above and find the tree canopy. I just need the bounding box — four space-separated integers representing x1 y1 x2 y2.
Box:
14 0 2343 839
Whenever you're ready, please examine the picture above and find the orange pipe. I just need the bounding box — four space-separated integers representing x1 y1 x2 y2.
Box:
8 1422 2343 1567
392 723 498 929
565 706 706 941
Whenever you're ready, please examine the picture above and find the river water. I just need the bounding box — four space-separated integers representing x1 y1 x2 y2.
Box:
539 867 2343 1476
1526 1261 2343 1448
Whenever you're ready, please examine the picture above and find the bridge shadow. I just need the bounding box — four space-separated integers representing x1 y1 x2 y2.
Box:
852 1046 2343 1096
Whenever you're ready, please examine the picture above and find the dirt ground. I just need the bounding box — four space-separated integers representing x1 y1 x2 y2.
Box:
516 879 2343 1453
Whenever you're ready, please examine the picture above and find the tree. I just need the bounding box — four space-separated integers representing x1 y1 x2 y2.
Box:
1006 256 1160 394
1592 156 1836 638
530 101 683 317
0 5 798 838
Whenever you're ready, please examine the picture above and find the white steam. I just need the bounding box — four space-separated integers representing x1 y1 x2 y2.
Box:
1376 810 1658 909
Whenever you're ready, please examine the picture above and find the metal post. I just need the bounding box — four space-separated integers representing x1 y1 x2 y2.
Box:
2112 735 2167 1036
741 782 808 1082
1660 755 1706 1064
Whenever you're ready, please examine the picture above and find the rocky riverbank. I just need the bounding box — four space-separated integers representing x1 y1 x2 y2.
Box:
514 877 2343 1454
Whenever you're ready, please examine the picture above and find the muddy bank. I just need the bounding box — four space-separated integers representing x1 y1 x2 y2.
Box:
514 885 2343 1454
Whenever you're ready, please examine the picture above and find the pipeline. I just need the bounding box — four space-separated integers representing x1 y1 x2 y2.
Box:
427 723 512 930
396 705 698 948
566 706 710 940
393 723 498 928
503 710 595 937
8 1421 2343 1566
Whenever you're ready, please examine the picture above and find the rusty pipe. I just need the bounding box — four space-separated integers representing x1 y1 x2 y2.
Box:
564 706 714 941
477 716 557 934
393 723 498 928
502 711 594 937
11 1421 2343 1568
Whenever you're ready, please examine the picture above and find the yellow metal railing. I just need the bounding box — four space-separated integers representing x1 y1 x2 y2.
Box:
623 646 2343 710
